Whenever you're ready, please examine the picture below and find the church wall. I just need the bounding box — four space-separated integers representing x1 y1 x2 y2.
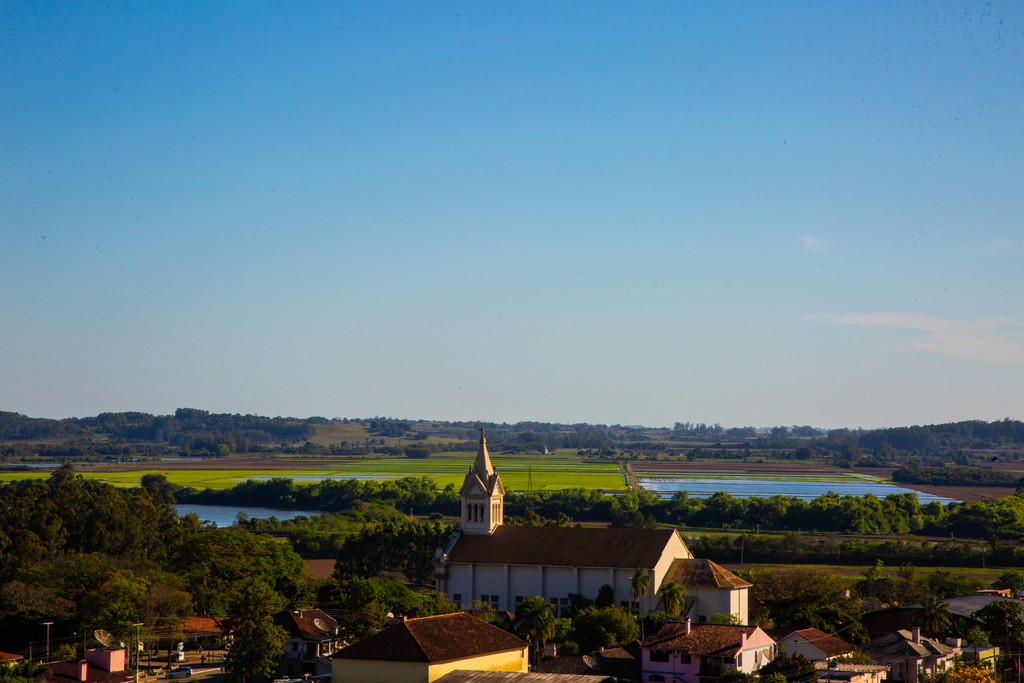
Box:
613 570 637 611
473 564 505 605
578 567 611 599
446 564 471 607
508 566 539 603
542 567 575 607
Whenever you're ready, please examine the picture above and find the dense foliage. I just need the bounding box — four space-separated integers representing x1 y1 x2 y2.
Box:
893 466 1018 487
0 409 315 451
0 467 312 658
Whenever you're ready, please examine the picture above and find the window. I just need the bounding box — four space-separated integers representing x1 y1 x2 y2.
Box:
650 651 670 663
649 676 665 682
551 598 558 604
453 594 461 601
681 655 691 664
698 615 707 623
560 598 569 605
481 594 489 602
621 601 629 608
515 596 524 604
491 595 499 602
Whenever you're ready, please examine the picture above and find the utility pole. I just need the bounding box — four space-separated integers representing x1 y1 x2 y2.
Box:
134 623 145 683
42 622 53 662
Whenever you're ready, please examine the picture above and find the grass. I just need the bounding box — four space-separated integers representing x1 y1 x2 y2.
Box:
0 455 628 492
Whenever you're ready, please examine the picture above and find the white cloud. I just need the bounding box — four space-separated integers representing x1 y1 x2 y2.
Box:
803 312 1024 365
802 237 828 251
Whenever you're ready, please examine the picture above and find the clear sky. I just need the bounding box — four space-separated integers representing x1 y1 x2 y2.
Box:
2 2 1022 429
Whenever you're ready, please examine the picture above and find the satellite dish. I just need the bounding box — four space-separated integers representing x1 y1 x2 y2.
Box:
313 619 326 631
94 630 117 649
582 655 600 670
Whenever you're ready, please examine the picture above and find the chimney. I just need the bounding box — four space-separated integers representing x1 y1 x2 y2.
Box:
740 631 747 649
684 618 691 635
78 660 88 682
912 628 921 644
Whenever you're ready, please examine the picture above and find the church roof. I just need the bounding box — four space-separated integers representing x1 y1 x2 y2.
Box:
460 428 503 496
447 526 680 569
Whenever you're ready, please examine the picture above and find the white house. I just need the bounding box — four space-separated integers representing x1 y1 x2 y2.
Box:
766 627 854 661
433 430 749 621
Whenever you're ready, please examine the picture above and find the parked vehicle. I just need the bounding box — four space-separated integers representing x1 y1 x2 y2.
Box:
166 667 192 679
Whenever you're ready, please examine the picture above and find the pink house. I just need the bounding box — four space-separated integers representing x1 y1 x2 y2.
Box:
641 620 777 683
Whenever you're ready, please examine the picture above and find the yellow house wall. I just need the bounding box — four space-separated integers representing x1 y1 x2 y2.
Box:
426 647 529 681
332 648 528 683
333 659 429 683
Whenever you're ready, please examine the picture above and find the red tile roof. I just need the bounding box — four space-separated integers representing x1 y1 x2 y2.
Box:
642 623 761 656
333 612 528 663
181 617 225 634
0 652 25 662
766 628 854 658
273 610 338 641
447 526 679 569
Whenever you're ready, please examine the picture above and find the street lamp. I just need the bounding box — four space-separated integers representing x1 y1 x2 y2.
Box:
134 623 145 683
42 622 54 662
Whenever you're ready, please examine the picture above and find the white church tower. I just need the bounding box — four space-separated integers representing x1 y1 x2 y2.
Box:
459 427 504 534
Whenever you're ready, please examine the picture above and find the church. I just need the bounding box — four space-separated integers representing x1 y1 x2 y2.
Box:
432 430 751 623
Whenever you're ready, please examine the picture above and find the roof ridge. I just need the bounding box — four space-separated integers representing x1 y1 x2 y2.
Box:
400 619 432 659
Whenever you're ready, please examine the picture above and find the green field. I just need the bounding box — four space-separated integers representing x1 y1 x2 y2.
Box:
0 454 628 492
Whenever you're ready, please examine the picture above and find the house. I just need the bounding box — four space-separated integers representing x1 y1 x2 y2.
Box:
814 662 891 683
662 560 751 625
862 629 958 683
43 649 132 683
331 612 529 683
274 609 339 678
862 595 1024 640
533 641 641 680
180 616 227 650
433 430 749 622
766 628 854 661
434 672 617 683
640 620 776 683
959 645 1000 672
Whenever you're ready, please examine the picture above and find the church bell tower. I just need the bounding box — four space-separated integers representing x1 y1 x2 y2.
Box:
460 427 504 534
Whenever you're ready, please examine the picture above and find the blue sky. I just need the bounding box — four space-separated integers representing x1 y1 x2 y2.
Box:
2 1 1022 428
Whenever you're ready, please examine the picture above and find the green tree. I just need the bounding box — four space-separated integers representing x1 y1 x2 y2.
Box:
658 579 686 616
594 584 615 609
964 626 991 647
915 597 952 637
971 601 1024 641
225 581 287 683
711 612 742 625
0 659 50 683
749 567 866 640
992 571 1024 595
629 568 650 615
567 607 639 654
514 596 556 664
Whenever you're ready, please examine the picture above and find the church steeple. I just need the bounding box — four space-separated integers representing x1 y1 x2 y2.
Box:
473 426 495 480
459 426 504 534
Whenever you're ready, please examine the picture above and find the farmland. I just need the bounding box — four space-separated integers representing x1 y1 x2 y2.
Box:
0 453 628 492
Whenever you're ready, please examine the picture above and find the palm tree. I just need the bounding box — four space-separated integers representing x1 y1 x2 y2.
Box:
658 579 686 616
630 568 651 615
514 596 556 664
917 596 952 637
